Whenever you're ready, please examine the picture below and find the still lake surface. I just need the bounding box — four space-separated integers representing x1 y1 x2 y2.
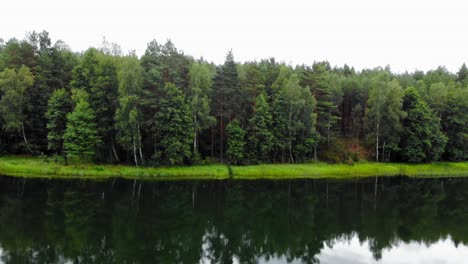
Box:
0 176 467 264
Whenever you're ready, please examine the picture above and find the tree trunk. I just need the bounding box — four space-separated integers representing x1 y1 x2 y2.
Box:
193 114 198 156
211 128 214 160
112 141 119 162
314 144 318 161
382 141 386 162
288 105 294 163
220 117 224 163
220 96 224 163
375 120 380 162
21 123 32 154
327 109 331 147
137 121 144 163
133 136 138 166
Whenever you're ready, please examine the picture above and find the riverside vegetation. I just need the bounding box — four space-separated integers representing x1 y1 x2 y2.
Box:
0 156 466 179
0 31 466 179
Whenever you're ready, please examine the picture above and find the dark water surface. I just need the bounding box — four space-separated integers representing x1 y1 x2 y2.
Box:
0 176 467 264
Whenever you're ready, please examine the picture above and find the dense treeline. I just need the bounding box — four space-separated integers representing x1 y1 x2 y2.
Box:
0 31 466 165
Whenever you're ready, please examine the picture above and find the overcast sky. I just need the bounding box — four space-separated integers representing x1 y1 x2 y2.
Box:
1 0 468 73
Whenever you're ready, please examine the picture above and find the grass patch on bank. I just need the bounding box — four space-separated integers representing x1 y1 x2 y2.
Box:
0 156 466 180
0 156 229 180
231 162 468 179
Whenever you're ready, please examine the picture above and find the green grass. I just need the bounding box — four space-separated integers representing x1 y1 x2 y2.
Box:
0 156 228 180
231 162 468 179
0 155 466 180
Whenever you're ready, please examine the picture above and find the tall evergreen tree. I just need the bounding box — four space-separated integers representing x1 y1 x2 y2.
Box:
63 89 99 162
226 119 246 165
442 87 468 160
309 63 341 157
212 51 241 163
399 87 447 163
154 83 194 165
247 92 274 163
46 88 71 160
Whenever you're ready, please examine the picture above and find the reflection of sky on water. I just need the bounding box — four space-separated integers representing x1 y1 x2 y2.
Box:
317 234 467 264
200 233 467 264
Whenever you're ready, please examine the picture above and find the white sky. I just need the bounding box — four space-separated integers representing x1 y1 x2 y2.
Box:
1 0 468 73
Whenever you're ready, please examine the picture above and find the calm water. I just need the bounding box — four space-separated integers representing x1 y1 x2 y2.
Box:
0 176 467 264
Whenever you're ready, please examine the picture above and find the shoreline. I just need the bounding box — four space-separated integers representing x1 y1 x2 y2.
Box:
0 156 467 180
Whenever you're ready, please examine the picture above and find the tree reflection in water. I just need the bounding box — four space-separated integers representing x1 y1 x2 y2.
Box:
0 176 467 264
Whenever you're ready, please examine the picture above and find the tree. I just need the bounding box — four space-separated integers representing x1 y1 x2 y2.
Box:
63 89 99 162
154 83 194 165
399 87 447 163
115 55 144 166
0 66 34 153
442 87 468 160
212 51 242 163
46 88 71 160
92 55 119 162
365 73 405 162
456 63 468 86
351 103 363 146
247 92 274 163
284 74 306 163
188 63 215 157
310 63 341 150
226 119 246 165
270 66 290 162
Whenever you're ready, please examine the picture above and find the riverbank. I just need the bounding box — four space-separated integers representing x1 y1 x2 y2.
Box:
0 156 467 180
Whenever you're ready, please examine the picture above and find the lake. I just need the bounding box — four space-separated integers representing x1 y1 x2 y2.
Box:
0 176 467 263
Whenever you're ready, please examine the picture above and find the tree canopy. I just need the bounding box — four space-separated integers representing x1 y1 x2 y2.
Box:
0 31 466 165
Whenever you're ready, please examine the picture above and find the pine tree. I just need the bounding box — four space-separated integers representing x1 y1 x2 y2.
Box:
309 63 341 157
399 87 447 163
63 89 99 162
226 119 246 165
46 88 71 160
456 63 468 86
212 51 242 163
247 92 274 163
442 88 468 160
154 83 194 165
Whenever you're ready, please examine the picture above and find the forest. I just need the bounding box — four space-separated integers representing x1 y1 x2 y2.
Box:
0 31 466 166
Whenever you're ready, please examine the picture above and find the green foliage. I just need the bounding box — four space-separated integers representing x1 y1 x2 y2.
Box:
442 88 468 160
71 49 120 161
64 89 100 162
0 66 34 152
154 83 194 165
399 87 447 163
115 55 143 165
46 88 71 156
365 73 405 162
188 63 215 155
0 66 34 132
0 31 466 166
247 92 274 163
226 119 246 165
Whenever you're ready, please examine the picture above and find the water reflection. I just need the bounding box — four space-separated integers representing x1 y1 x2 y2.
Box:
318 234 468 264
0 176 466 263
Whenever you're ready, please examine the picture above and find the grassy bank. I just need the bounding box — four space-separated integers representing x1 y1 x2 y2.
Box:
232 162 468 179
0 156 467 180
0 156 228 180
